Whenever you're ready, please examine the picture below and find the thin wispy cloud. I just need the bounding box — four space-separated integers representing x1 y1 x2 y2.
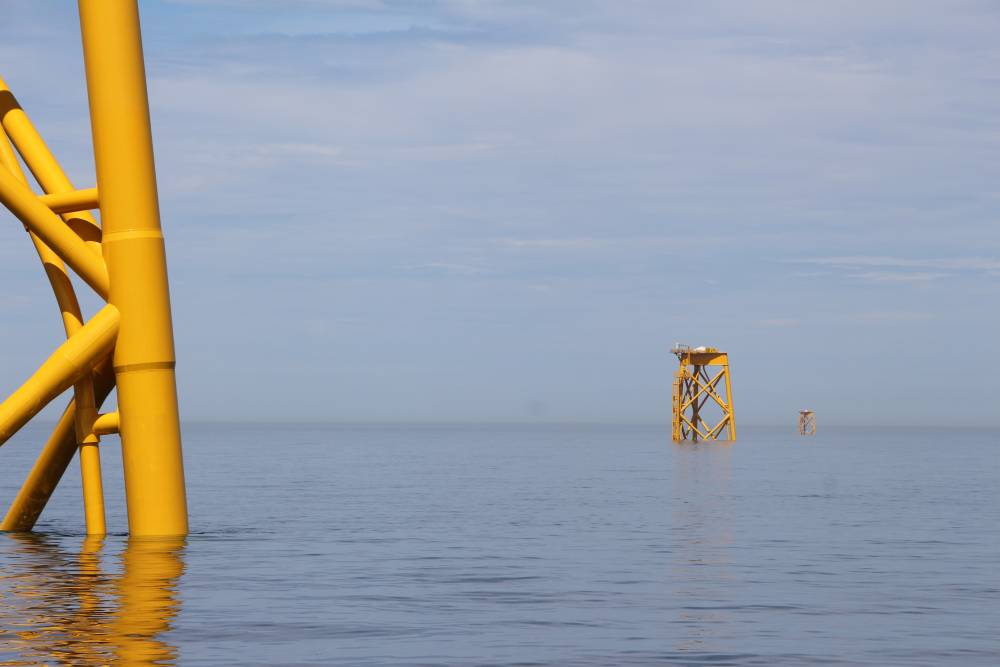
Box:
752 318 799 328
851 310 932 322
259 142 345 159
497 238 605 250
402 261 486 276
798 256 1000 272
791 256 1000 283
847 271 949 284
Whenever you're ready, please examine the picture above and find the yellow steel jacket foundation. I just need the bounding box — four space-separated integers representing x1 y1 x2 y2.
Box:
0 1 188 536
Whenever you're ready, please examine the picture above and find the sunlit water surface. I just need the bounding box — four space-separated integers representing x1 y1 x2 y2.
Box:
0 424 997 666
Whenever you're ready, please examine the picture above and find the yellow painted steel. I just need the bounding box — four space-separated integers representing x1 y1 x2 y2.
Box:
39 187 100 215
0 76 103 250
0 127 86 336
0 126 107 534
0 304 119 444
78 440 106 534
0 361 115 532
671 346 736 443
0 165 109 297
74 370 107 535
92 411 121 436
0 1 186 536
0 402 78 531
79 0 188 536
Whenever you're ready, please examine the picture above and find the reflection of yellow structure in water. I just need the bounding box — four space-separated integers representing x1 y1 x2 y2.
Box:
669 443 734 655
0 534 184 665
114 539 185 665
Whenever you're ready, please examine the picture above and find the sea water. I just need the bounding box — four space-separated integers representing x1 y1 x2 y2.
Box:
0 424 997 665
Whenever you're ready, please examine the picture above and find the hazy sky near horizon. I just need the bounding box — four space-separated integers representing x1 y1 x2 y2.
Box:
1 1 999 425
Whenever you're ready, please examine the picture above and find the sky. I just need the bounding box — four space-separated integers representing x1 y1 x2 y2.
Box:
0 1 999 426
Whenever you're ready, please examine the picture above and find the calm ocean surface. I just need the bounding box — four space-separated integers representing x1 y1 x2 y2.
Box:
0 423 997 666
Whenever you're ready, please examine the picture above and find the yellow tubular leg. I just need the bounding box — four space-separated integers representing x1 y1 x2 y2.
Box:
79 439 106 534
79 0 188 536
76 378 105 535
724 364 736 440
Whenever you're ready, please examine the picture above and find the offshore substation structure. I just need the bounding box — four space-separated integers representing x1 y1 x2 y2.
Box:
671 344 736 443
799 410 816 436
0 2 187 536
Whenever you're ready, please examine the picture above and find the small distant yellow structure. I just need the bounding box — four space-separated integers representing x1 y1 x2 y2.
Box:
671 344 736 442
799 410 816 435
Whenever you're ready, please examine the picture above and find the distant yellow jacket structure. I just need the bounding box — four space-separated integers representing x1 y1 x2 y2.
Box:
671 345 736 442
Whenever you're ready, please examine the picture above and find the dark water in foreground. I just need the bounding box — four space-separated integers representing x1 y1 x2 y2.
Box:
0 424 997 666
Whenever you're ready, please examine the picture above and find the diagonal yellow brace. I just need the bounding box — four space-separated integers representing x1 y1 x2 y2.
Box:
0 128 86 334
0 360 116 532
701 384 730 414
705 414 731 439
0 304 118 445
680 368 722 411
690 368 730 414
679 413 709 440
681 368 726 412
0 77 103 248
0 167 109 298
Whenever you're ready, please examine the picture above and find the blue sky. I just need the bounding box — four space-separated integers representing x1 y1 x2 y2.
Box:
1 1 999 425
